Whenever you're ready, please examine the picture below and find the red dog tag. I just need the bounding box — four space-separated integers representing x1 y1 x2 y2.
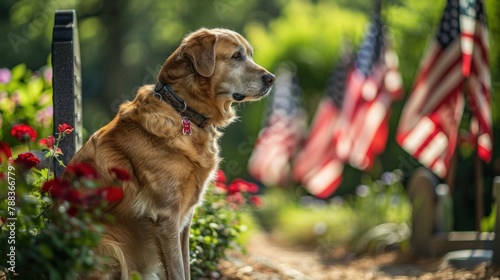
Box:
182 117 192 135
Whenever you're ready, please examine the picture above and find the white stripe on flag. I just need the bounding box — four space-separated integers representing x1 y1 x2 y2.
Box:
479 133 492 152
401 116 436 154
350 94 390 169
420 61 463 116
431 159 446 178
460 15 476 56
419 131 447 167
472 41 490 88
305 159 343 195
413 40 461 97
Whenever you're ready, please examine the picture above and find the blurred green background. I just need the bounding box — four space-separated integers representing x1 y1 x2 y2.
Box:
1 0 499 195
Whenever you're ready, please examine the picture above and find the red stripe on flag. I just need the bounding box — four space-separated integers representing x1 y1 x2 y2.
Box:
293 98 339 182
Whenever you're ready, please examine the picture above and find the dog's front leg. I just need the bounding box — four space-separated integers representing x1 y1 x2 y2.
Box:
155 217 185 280
180 210 194 280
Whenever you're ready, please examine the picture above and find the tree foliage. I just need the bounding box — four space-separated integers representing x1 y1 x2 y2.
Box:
1 0 499 194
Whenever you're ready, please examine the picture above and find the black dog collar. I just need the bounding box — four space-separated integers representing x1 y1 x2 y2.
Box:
153 82 210 129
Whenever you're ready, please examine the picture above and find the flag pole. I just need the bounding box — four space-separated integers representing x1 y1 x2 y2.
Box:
374 0 382 18
475 135 484 232
445 149 457 194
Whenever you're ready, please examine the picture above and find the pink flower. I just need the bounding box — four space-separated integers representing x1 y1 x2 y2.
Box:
0 68 11 84
43 67 52 83
10 124 37 142
14 152 40 169
226 192 245 207
57 123 74 134
11 92 20 106
36 106 53 127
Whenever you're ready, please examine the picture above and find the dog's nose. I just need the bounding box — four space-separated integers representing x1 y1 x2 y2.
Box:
262 73 275 87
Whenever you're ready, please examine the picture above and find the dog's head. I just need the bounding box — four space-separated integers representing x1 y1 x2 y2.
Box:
158 28 275 126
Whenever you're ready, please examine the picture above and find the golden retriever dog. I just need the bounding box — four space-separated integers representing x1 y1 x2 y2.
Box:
67 28 274 279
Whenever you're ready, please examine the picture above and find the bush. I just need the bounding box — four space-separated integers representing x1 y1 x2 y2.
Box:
0 126 110 279
0 64 53 145
190 171 261 279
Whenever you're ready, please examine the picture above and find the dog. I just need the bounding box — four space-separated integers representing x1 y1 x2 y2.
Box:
67 28 275 279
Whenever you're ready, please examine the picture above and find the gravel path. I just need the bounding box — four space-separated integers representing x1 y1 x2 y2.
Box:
217 234 500 280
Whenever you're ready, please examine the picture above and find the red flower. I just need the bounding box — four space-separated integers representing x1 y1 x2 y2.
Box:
66 163 98 179
249 196 263 207
10 124 37 142
65 189 87 204
97 186 123 203
227 179 259 194
39 136 56 149
227 183 240 195
216 170 226 184
14 152 41 169
42 178 71 198
57 123 74 134
214 170 227 189
66 206 79 217
0 141 12 163
0 216 5 227
242 181 259 193
110 167 131 181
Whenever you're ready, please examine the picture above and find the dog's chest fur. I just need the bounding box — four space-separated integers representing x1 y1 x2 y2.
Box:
74 92 222 227
121 116 220 225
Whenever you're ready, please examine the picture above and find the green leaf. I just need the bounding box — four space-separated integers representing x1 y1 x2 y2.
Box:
39 243 53 259
11 63 27 81
130 272 142 280
27 77 44 100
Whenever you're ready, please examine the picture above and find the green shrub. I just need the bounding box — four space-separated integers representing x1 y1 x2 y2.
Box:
0 64 53 145
1 127 109 279
190 172 261 279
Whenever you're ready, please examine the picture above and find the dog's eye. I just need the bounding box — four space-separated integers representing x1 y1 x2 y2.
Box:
232 51 243 60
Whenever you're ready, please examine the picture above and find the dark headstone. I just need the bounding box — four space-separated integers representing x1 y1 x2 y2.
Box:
51 10 82 177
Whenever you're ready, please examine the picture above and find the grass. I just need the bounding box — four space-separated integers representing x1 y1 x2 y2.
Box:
253 170 412 255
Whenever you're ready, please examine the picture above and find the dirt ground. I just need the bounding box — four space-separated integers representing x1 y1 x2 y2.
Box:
217 234 500 280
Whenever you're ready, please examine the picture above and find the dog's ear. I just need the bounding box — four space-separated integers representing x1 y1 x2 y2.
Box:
180 31 217 77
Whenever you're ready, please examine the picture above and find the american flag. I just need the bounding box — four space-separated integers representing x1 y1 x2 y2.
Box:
248 67 307 186
292 45 353 198
396 0 491 178
334 13 403 171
